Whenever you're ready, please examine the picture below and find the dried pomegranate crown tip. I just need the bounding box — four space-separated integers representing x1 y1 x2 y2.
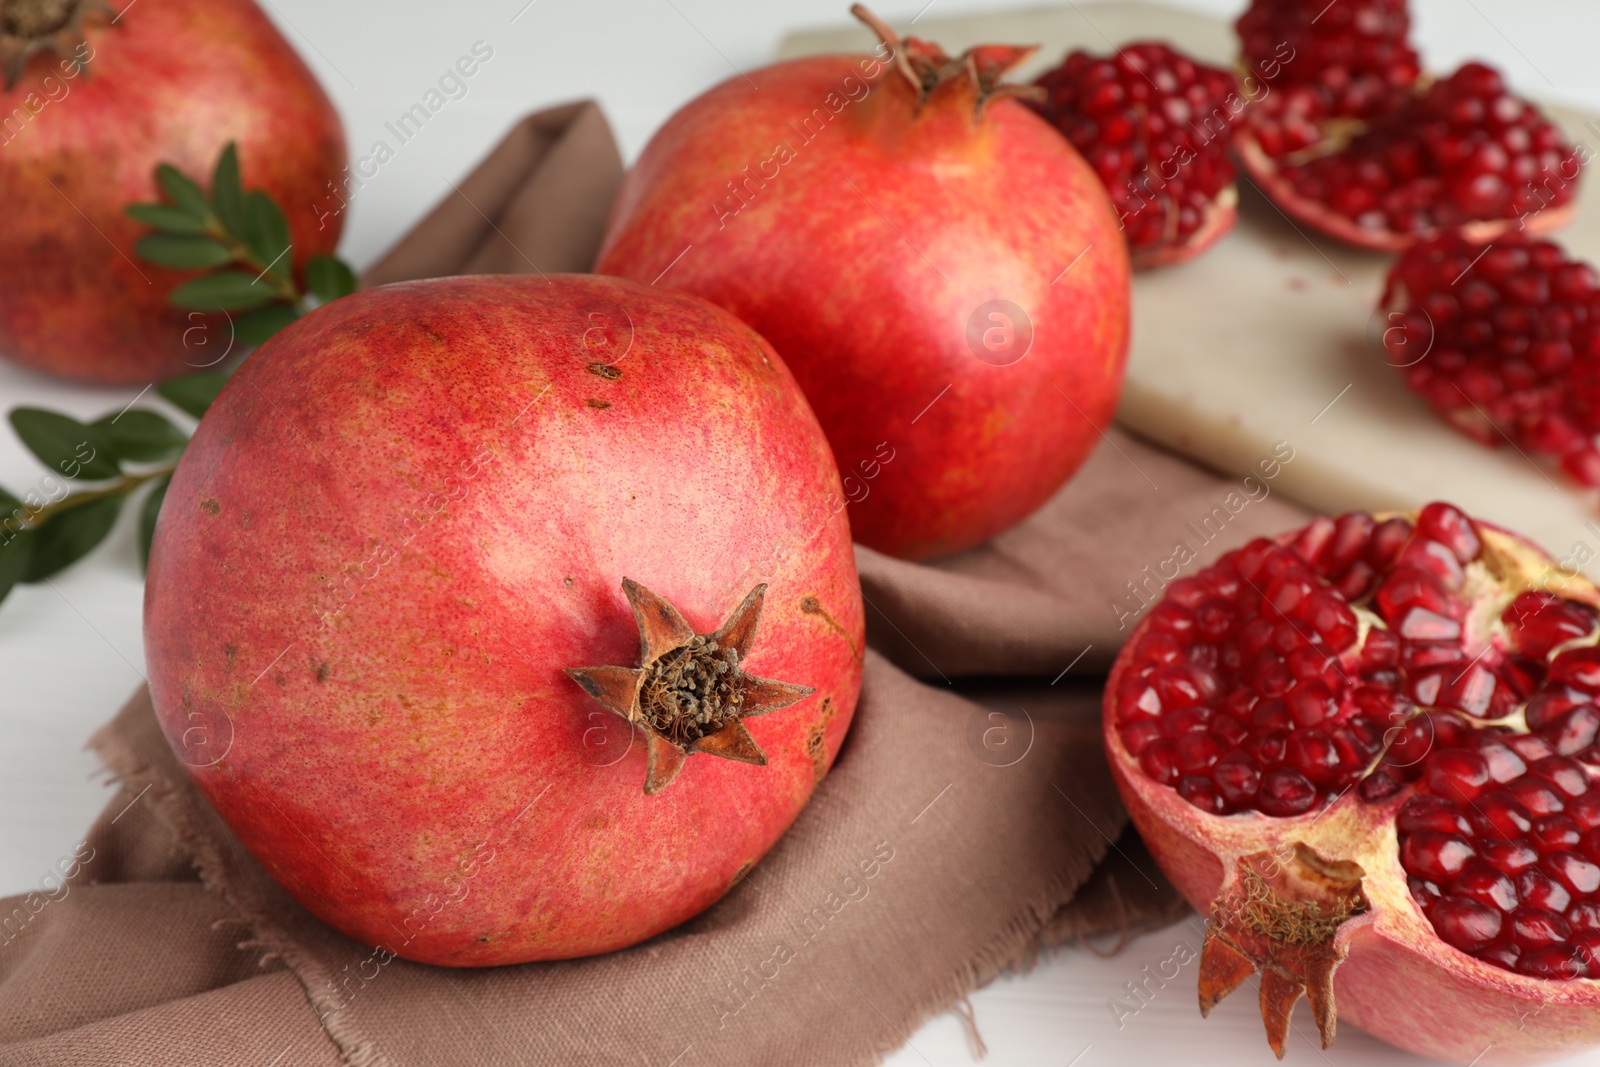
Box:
848 3 1043 117
566 579 814 795
0 0 103 89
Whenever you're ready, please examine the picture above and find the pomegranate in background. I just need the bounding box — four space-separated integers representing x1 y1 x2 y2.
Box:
144 275 863 965
0 0 345 384
1235 0 1582 250
598 5 1130 561
1107 501 1600 1062
1030 41 1239 268
1381 232 1600 487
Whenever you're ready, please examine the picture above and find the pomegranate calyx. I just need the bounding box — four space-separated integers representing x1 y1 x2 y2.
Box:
849 4 1043 118
565 579 814 795
0 0 104 90
1200 844 1368 1059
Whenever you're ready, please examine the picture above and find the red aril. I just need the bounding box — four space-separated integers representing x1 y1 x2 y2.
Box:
1106 501 1600 1061
1028 41 1239 268
1235 0 1583 250
597 6 1129 561
1380 231 1600 487
143 275 863 965
0 0 345 383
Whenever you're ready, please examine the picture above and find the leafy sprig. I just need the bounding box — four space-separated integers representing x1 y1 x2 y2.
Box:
126 142 356 345
0 144 357 610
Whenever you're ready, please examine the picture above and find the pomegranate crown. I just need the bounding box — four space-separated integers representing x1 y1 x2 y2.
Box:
849 4 1044 117
0 0 107 90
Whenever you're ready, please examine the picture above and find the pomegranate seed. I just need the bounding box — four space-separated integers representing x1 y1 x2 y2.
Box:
1510 908 1574 951
1416 502 1482 563
1176 732 1225 774
1549 647 1600 693
1121 721 1162 756
1257 767 1318 816
1532 814 1583 851
1452 863 1519 912
1571 903 1600 932
1516 867 1572 913
1408 876 1443 911
1402 831 1476 882
1429 896 1502 952
1526 687 1591 730
1287 729 1343 786
1471 792 1535 839
1425 749 1492 803
1518 945 1588 980
1545 706 1600 756
1569 793 1600 830
1398 794 1472 835
1544 851 1600 895
1505 777 1566 815
1477 942 1521 969
1572 932 1600 971
1480 838 1540 875
1367 518 1413 569
1505 591 1597 657
1178 775 1226 814
1528 755 1590 796
1140 740 1180 785
1212 754 1262 808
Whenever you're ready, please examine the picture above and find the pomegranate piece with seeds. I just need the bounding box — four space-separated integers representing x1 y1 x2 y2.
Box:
1107 501 1600 1062
1029 41 1239 268
1380 231 1600 486
1235 0 1583 250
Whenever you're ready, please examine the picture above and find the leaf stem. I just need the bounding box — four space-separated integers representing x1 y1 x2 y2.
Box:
13 465 178 533
206 220 302 304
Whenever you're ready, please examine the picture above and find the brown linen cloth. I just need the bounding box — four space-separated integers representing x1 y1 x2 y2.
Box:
0 102 1312 1066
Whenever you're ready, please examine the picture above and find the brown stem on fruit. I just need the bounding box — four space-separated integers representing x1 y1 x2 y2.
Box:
0 0 108 90
849 3 1043 119
1199 844 1367 1059
566 579 813 794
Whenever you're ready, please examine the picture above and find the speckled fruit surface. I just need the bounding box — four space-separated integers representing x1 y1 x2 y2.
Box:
597 15 1129 561
143 274 863 966
0 0 345 384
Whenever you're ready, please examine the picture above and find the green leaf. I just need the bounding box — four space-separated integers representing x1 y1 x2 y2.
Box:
233 302 299 348
92 409 188 463
0 489 33 606
134 234 234 270
241 190 293 280
157 372 228 419
156 163 211 218
9 409 120 480
306 255 357 304
170 271 277 311
20 493 125 583
125 203 207 235
139 474 171 572
211 143 245 237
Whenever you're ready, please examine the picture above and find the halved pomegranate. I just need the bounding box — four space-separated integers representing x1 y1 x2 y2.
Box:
1030 42 1239 268
1235 0 1583 250
1380 232 1600 487
1106 501 1600 1062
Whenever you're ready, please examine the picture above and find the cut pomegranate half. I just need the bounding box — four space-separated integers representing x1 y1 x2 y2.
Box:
1106 502 1600 1062
1030 41 1239 269
1235 0 1583 250
1380 232 1600 487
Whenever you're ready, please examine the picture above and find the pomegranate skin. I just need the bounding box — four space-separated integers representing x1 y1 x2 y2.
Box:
0 0 345 384
597 52 1130 561
143 275 864 966
1105 518 1600 1064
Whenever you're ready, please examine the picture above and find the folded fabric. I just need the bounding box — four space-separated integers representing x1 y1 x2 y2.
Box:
0 100 1313 1065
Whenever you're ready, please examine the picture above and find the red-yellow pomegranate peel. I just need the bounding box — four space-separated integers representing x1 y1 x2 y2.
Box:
1107 502 1600 1062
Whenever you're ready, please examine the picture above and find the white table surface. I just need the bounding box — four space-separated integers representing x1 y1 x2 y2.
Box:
3 1 1600 1064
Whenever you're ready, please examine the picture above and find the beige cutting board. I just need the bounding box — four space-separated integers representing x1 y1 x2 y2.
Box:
778 3 1600 579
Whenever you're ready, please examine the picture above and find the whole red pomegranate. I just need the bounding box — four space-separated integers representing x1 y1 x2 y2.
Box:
143 275 863 966
1030 41 1240 268
1106 502 1600 1063
1235 0 1582 250
0 0 345 384
597 5 1129 561
1381 232 1600 488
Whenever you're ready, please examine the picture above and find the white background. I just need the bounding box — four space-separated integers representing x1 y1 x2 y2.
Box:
2 1 1600 1064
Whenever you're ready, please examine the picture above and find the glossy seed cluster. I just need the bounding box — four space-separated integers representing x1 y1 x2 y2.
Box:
1115 500 1600 979
1279 64 1580 238
1384 232 1600 486
1235 0 1419 157
1399 748 1600 979
1030 42 1237 258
